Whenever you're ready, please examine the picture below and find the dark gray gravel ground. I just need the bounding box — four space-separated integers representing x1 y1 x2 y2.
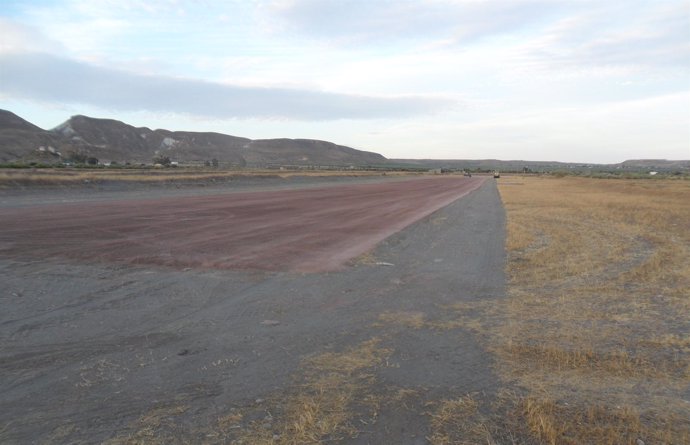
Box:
0 177 505 444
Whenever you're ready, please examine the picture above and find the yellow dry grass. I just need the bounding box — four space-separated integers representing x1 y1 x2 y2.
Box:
102 340 391 444
102 405 188 445
495 176 690 444
376 311 427 329
428 388 688 445
515 394 690 445
374 300 498 333
232 338 391 445
0 167 416 186
351 251 378 266
427 394 496 445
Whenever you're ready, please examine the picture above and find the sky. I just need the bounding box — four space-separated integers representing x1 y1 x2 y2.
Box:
0 0 688 163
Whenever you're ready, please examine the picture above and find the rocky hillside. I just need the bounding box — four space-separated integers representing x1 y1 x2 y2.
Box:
2 110 686 172
0 110 63 163
0 110 387 167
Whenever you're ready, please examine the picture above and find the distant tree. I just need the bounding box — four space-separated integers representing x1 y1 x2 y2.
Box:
67 151 89 164
153 155 171 166
211 158 219 168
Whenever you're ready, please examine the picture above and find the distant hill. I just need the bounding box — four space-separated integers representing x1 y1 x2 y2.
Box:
0 109 44 132
390 158 690 173
1 110 687 172
0 110 386 167
619 159 690 170
0 110 63 163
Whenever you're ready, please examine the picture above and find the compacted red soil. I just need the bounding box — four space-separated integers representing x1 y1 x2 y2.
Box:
0 176 484 272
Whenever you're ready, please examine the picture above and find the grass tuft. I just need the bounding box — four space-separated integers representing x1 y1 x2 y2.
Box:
427 394 496 445
234 338 391 444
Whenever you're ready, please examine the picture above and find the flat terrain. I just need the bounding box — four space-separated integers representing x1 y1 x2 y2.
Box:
6 174 683 444
0 175 506 444
493 177 690 444
0 177 483 273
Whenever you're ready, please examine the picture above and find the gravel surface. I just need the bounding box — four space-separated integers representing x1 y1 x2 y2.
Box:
0 177 506 444
0 177 483 272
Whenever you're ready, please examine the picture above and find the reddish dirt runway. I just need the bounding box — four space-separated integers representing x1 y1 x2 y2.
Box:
0 177 484 272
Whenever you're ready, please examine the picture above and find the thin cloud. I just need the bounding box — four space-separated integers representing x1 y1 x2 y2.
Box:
0 18 64 54
264 0 562 45
512 2 690 72
266 0 689 70
0 53 454 120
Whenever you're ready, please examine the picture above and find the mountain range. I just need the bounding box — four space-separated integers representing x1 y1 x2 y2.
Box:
389 158 690 173
1 109 687 172
0 110 386 167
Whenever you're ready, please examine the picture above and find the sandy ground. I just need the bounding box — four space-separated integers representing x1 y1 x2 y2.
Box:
0 176 506 444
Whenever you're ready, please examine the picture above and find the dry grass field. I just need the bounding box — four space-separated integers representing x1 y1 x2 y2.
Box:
226 176 689 445
0 167 413 187
492 176 690 444
223 176 690 444
7 174 687 444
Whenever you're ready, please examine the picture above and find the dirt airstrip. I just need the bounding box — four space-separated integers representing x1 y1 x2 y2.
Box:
0 175 506 444
0 177 484 272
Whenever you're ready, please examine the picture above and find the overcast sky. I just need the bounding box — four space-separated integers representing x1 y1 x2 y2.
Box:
1 0 688 162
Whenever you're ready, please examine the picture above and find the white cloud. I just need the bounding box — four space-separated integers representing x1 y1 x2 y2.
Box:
15 1 132 61
1 0 688 162
263 0 562 45
512 2 690 72
0 53 455 120
358 92 690 163
0 18 64 54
